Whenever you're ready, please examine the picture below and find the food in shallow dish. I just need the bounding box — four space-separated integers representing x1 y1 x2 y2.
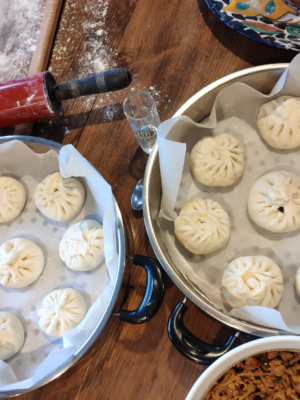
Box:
0 238 45 288
0 311 24 360
38 288 88 338
174 198 230 254
35 172 85 222
257 96 300 150
247 171 300 233
221 256 283 309
59 219 105 271
204 351 300 400
0 177 26 223
189 133 245 186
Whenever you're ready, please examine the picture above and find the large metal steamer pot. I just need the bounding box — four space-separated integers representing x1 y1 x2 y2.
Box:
0 136 165 398
143 64 291 365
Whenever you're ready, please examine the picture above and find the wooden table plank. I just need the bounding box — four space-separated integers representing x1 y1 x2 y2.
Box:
15 0 297 398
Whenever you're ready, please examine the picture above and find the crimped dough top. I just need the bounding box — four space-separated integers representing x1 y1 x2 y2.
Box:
174 198 230 255
190 133 245 186
247 171 300 233
35 172 85 222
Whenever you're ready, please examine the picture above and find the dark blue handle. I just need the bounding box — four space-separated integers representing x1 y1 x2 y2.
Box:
168 301 240 365
119 255 165 324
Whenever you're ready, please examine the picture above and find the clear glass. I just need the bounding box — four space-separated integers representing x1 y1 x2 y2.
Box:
123 91 161 154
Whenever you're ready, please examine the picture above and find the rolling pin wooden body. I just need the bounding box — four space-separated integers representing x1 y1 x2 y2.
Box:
0 69 131 128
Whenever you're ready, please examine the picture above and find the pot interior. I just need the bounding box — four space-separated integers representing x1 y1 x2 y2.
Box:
143 65 293 337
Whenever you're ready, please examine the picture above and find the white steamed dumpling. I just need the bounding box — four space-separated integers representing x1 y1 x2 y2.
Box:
35 172 85 222
222 256 283 309
174 198 230 254
257 96 300 150
59 219 105 271
189 133 245 186
247 171 300 233
0 311 24 360
0 238 45 288
0 177 26 223
38 288 87 338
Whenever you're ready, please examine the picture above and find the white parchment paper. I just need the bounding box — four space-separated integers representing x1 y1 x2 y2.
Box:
0 140 118 390
157 53 300 334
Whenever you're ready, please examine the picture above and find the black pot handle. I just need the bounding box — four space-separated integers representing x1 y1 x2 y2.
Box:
118 255 165 324
168 299 240 365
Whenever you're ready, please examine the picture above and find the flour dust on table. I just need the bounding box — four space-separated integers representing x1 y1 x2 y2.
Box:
0 0 47 82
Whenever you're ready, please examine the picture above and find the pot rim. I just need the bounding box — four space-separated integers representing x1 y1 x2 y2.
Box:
0 136 127 397
143 63 293 337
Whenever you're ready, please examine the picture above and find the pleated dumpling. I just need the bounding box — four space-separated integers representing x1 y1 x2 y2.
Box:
247 171 300 233
38 288 87 338
189 133 245 186
174 198 230 254
0 238 45 288
222 256 283 309
0 312 24 360
59 219 105 271
35 172 85 222
0 177 26 222
257 96 300 149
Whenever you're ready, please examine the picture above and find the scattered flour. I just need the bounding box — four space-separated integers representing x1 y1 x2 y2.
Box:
0 0 46 82
94 57 107 71
40 0 174 134
51 0 115 77
103 104 117 121
27 94 35 103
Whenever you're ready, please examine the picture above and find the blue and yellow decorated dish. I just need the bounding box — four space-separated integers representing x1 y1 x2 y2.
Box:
206 0 300 50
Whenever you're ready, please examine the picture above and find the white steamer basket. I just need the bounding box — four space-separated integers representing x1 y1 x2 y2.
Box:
142 63 299 365
186 336 300 400
0 136 165 398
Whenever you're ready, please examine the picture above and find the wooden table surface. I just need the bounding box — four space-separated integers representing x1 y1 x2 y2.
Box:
11 0 296 399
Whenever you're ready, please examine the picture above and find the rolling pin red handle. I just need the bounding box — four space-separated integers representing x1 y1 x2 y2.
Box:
53 68 132 101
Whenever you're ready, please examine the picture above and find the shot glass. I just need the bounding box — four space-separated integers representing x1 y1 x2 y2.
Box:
123 91 161 154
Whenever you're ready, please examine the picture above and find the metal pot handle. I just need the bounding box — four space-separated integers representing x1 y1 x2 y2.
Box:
168 299 240 365
118 255 165 324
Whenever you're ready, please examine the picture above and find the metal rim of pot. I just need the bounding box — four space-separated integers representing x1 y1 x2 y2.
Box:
0 136 165 397
142 63 294 366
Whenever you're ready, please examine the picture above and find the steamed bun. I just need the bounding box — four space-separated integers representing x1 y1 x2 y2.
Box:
174 198 230 254
59 220 104 271
0 238 45 288
0 311 24 360
189 133 245 186
38 288 87 338
0 177 26 222
257 96 300 149
222 256 283 309
35 172 85 222
247 171 300 233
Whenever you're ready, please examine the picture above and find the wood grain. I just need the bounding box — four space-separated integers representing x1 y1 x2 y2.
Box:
13 0 63 135
10 0 297 398
28 0 64 75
